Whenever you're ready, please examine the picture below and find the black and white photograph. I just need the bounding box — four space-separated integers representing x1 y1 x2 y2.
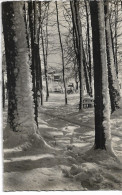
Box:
1 0 122 191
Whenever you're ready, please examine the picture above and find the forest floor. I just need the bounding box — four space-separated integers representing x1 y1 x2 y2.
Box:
3 93 122 191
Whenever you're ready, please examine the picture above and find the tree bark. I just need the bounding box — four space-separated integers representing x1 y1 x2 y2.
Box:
70 1 84 110
28 1 38 125
2 2 18 131
2 1 54 151
38 2 44 106
84 0 92 96
104 0 121 113
38 55 43 106
40 2 49 102
2 70 5 109
74 1 84 110
2 1 59 152
109 18 115 66
41 29 49 102
70 2 79 91
114 1 118 76
82 44 92 97
90 0 112 150
23 2 30 50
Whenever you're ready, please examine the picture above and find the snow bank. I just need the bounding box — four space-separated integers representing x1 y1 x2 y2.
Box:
61 162 103 189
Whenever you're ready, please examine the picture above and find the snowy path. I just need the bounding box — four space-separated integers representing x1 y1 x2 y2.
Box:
3 94 122 191
4 110 122 191
4 106 93 191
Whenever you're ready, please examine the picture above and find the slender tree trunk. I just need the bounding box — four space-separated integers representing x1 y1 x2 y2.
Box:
70 1 84 110
34 2 43 108
90 0 112 150
23 2 30 49
82 44 92 97
45 9 49 102
55 1 67 105
40 2 49 102
110 20 115 65
2 71 5 109
34 43 39 127
71 4 79 91
114 1 118 76
74 1 84 110
38 2 44 106
73 58 79 91
104 0 121 113
41 29 49 102
33 1 40 127
28 1 38 125
28 1 41 126
85 0 92 96
38 56 43 106
45 5 49 75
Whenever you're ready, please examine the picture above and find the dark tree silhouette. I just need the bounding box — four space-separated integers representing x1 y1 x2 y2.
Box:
90 0 112 150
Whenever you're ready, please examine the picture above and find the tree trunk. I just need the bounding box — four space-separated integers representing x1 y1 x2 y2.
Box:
104 0 121 113
38 2 44 106
70 3 79 91
23 2 30 50
55 1 67 105
70 1 84 110
40 2 49 102
45 8 49 102
84 0 92 96
90 0 112 150
2 71 5 109
74 1 84 110
2 2 18 131
2 1 53 151
114 1 118 76
41 30 49 102
38 56 43 106
28 1 38 125
82 44 92 97
110 20 115 66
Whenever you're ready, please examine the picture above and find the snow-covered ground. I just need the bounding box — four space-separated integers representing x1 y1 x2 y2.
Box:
3 93 122 191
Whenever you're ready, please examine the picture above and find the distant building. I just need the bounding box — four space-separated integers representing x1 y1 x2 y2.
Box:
42 71 87 95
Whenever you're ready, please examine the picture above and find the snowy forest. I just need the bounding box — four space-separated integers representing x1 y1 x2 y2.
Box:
2 0 122 191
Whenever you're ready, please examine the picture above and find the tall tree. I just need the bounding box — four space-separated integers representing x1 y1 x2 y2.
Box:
28 1 43 124
40 2 49 102
28 1 38 125
114 0 118 76
2 1 52 149
55 1 68 105
84 0 92 96
2 69 5 109
104 0 121 113
82 43 92 97
38 2 44 106
2 2 18 131
90 0 113 151
70 1 84 110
